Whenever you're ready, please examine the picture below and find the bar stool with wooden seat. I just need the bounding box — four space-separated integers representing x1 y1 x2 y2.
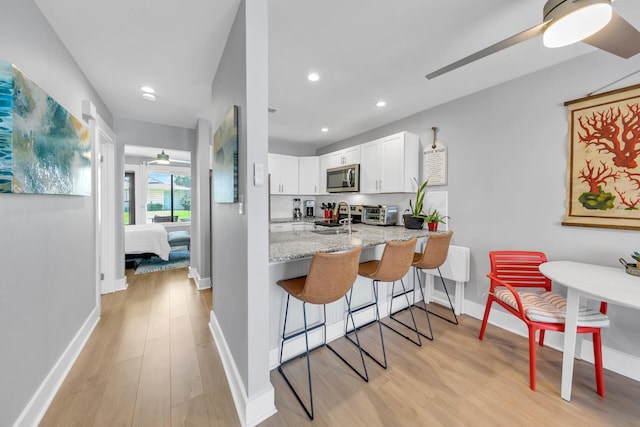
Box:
346 238 419 369
412 231 456 335
277 246 367 420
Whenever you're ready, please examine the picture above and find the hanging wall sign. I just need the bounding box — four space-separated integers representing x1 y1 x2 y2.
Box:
423 140 447 186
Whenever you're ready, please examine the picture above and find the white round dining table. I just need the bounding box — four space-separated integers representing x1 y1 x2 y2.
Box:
539 261 640 400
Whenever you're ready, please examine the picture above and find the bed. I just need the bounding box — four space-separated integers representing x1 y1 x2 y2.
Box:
124 223 171 261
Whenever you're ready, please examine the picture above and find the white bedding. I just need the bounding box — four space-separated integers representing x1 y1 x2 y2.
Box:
124 224 171 261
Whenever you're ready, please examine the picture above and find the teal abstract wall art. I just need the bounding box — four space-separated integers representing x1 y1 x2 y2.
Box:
213 105 238 203
0 60 91 195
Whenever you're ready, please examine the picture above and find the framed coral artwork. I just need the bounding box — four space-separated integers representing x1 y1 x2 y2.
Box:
564 84 640 230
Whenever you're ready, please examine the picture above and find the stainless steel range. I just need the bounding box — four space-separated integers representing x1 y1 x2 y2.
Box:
338 204 363 223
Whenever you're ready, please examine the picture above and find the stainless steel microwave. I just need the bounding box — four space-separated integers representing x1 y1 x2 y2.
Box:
326 164 360 193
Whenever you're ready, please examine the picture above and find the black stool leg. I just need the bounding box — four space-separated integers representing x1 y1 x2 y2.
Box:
415 267 458 325
344 281 388 369
413 268 435 340
279 293 369 420
277 298 315 419
326 293 369 382
385 278 425 345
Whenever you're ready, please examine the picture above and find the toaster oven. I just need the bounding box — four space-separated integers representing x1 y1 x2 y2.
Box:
362 205 398 226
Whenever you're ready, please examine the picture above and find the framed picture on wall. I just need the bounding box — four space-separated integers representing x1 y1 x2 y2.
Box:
563 84 640 230
0 60 91 195
213 105 239 203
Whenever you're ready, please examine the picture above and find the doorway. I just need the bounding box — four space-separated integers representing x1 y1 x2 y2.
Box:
98 128 117 294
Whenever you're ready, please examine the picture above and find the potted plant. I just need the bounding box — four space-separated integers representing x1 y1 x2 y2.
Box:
425 208 448 232
403 178 428 229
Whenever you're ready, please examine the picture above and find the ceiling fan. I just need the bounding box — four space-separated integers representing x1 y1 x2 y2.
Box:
426 0 640 80
148 150 190 165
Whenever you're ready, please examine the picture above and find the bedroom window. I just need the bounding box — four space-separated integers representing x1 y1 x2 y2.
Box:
124 172 135 225
146 172 191 223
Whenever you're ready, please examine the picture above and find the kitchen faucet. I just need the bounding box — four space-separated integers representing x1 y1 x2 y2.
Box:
335 200 352 236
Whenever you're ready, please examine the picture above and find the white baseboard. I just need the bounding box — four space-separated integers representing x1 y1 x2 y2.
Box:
13 306 100 427
115 277 127 292
464 300 640 382
188 267 212 290
209 311 276 427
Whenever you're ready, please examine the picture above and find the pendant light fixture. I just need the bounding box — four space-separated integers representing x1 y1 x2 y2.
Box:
543 0 612 48
156 150 170 165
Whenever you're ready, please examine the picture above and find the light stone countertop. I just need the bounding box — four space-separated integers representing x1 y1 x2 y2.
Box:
269 223 430 264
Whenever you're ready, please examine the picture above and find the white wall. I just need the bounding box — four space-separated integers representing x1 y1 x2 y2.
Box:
0 1 111 425
210 1 274 425
320 51 640 359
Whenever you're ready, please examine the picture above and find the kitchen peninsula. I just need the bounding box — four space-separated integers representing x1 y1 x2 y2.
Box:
268 222 432 367
269 223 430 263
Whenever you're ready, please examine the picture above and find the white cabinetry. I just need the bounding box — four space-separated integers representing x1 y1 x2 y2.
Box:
360 131 419 193
298 156 320 195
270 222 292 232
291 222 314 231
270 222 314 232
269 153 299 195
319 146 361 194
339 146 361 166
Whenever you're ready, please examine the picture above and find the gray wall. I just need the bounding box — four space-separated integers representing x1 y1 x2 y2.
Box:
321 51 640 358
115 118 196 151
0 1 111 425
211 0 271 404
192 118 212 281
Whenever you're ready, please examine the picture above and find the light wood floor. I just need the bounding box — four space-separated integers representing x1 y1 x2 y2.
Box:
41 269 640 426
41 267 240 427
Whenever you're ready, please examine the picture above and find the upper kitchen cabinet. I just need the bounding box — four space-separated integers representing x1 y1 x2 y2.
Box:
323 146 361 169
319 146 361 193
298 156 320 195
269 153 299 195
360 131 419 193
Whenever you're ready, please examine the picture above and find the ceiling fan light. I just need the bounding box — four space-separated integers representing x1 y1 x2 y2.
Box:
543 2 612 48
156 150 170 165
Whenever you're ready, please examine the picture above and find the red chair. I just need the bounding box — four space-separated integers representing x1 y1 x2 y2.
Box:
479 251 609 396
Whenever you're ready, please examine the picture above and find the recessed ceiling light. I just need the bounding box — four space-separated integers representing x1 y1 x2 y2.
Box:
321 127 329 132
140 86 155 94
142 93 157 102
375 100 387 107
307 73 320 82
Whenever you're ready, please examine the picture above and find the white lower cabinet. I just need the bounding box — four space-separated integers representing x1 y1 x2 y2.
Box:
270 222 314 232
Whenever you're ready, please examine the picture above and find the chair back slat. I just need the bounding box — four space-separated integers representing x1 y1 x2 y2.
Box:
299 247 362 304
489 251 551 291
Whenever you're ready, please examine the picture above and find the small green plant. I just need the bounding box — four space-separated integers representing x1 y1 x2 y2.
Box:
408 178 428 218
425 208 449 224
